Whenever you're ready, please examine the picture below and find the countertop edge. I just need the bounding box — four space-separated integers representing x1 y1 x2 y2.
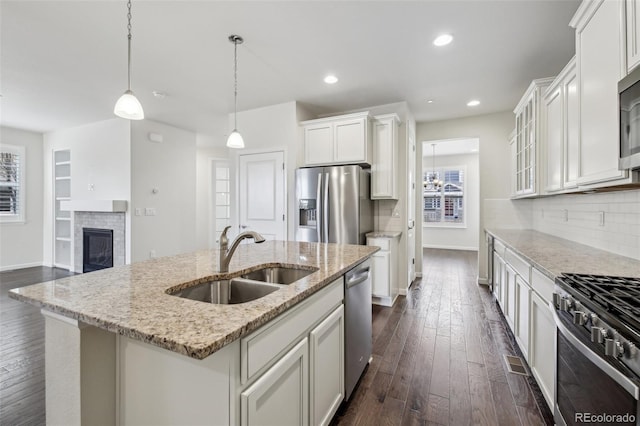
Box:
9 246 378 360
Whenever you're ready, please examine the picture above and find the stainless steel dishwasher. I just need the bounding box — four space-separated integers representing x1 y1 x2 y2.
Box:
344 258 372 401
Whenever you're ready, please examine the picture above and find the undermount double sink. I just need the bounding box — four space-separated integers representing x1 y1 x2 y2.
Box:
169 266 317 305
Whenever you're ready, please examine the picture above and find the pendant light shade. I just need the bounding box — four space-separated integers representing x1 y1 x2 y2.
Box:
114 0 144 120
227 35 244 149
226 130 244 149
114 90 144 120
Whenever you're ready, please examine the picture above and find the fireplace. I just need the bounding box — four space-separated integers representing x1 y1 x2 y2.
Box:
83 228 113 273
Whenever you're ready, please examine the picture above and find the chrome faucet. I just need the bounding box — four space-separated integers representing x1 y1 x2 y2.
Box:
219 226 266 272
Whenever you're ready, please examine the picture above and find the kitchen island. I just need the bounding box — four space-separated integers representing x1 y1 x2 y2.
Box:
10 241 378 425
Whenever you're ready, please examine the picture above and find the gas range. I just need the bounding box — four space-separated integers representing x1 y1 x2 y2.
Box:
554 273 640 379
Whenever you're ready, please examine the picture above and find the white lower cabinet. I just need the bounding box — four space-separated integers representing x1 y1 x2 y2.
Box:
367 235 399 307
530 274 556 412
491 235 556 413
241 338 309 426
505 264 517 330
310 305 344 426
515 275 531 360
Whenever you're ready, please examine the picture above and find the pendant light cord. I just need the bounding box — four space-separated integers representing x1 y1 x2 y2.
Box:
233 38 238 130
126 0 132 91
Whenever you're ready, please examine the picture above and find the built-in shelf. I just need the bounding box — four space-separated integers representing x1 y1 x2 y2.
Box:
54 149 72 271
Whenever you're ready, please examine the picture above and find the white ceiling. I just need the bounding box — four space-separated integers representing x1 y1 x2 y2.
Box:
1 0 580 147
423 138 479 157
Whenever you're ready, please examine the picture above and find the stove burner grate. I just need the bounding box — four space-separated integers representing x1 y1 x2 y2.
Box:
559 273 640 330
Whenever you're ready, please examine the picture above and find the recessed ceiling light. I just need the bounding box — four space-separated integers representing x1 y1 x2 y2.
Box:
467 99 480 107
433 34 453 47
427 99 434 104
324 75 338 84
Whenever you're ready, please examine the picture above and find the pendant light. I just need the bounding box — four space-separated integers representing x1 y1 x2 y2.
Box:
114 0 144 120
227 35 244 149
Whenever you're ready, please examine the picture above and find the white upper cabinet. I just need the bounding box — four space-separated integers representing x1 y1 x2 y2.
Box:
627 0 640 72
543 57 579 193
301 112 371 166
512 78 554 198
570 0 629 186
371 114 400 199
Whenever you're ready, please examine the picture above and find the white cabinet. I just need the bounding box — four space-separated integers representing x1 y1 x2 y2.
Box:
241 338 309 426
543 57 580 193
627 0 640 72
515 275 531 360
571 0 630 186
310 305 344 426
240 277 344 425
530 281 556 412
512 78 554 197
301 112 371 166
371 114 400 199
504 264 517 330
53 149 72 270
367 234 400 307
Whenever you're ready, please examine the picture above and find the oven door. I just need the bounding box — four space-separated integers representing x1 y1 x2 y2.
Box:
552 306 640 426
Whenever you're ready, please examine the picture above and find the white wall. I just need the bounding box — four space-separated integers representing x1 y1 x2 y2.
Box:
130 120 197 262
422 152 480 251
417 111 514 281
43 119 131 266
0 127 45 270
195 146 228 250
228 101 312 241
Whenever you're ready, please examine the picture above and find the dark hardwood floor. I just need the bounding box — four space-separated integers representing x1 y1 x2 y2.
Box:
0 252 551 425
333 248 552 426
0 266 74 426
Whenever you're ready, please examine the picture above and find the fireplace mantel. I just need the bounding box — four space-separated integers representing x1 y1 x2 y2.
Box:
60 200 127 213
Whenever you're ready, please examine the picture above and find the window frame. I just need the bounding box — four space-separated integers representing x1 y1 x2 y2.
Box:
0 144 26 224
423 165 466 229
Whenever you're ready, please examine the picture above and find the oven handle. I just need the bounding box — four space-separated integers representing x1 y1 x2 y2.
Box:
551 302 640 400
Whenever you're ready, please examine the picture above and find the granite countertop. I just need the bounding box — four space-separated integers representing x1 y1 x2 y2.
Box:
486 229 640 280
366 231 402 238
9 241 378 360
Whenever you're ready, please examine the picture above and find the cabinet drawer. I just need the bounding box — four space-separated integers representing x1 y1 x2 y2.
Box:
367 237 390 251
241 278 344 384
494 239 506 257
505 249 531 283
531 268 554 303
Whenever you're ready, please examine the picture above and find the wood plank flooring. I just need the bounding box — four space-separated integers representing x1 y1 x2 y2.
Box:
0 266 74 426
0 251 551 425
332 249 553 426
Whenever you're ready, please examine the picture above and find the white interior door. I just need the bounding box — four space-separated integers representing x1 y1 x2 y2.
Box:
239 151 286 241
407 124 417 285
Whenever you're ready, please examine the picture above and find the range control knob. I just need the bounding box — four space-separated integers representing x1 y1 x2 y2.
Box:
573 311 587 325
624 342 637 358
560 297 573 312
591 326 607 343
605 338 624 357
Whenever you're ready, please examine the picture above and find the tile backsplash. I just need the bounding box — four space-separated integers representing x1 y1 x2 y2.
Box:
530 189 640 261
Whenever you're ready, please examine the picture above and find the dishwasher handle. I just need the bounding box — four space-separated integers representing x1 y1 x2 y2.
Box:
346 266 370 289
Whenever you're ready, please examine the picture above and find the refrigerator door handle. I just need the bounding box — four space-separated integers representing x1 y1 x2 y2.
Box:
324 172 330 242
316 173 323 242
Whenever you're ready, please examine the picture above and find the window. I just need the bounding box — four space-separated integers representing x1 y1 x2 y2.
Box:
213 159 231 243
0 145 25 223
423 167 465 227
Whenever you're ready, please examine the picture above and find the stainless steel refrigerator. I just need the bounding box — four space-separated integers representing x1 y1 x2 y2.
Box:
295 165 373 245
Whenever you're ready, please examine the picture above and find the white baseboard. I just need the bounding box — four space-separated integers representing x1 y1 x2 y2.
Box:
423 244 479 251
477 276 490 286
0 261 44 272
415 272 423 278
399 288 407 296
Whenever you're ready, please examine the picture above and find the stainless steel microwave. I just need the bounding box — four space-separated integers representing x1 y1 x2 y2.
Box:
619 66 640 170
